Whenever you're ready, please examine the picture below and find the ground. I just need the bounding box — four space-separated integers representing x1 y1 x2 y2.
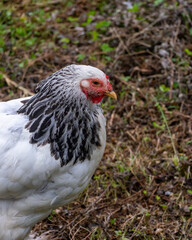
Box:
0 0 192 239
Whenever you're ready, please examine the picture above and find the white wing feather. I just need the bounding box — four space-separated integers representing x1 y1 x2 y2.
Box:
0 98 59 199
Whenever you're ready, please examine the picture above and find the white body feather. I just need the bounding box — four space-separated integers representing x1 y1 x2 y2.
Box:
0 97 106 240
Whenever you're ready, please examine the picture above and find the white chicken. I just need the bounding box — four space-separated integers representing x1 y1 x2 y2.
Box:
0 64 116 240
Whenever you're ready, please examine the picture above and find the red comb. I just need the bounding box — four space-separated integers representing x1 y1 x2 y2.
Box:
105 74 109 79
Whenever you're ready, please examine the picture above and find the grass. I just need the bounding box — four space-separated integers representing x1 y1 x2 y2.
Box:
0 0 192 239
154 98 179 161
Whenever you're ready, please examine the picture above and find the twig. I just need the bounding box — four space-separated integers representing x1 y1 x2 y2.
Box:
85 183 112 215
81 232 93 240
68 183 111 238
21 52 53 82
1 72 34 96
171 110 192 120
70 217 87 240
127 15 167 47
114 74 146 99
112 27 130 54
168 19 181 99
129 215 144 240
108 110 115 127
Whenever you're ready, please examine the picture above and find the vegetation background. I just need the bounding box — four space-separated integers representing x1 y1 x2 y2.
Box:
0 0 192 239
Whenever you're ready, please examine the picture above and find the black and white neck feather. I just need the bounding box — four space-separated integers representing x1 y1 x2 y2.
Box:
18 65 106 166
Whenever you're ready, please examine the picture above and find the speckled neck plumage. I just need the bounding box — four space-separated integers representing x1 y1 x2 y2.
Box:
18 66 101 166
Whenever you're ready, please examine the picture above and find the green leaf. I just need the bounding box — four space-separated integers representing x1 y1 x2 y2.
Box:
16 27 26 37
61 38 70 43
25 38 37 47
159 84 170 92
187 189 192 195
89 54 97 60
77 54 85 62
88 10 96 16
145 211 150 217
62 44 68 48
101 43 114 53
66 0 73 6
110 218 116 224
173 82 179 89
156 195 160 201
173 155 179 166
67 16 79 22
90 31 99 41
152 122 165 130
19 62 24 68
104 56 111 62
143 136 149 142
143 190 147 195
82 16 93 26
0 38 5 48
0 73 4 87
115 230 122 236
95 20 111 31
19 59 28 68
127 3 140 12
117 164 125 172
0 80 5 87
186 140 192 145
121 76 131 82
160 204 167 209
154 0 164 6
185 48 192 56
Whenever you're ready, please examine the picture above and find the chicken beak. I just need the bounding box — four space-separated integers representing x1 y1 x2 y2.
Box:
104 91 117 100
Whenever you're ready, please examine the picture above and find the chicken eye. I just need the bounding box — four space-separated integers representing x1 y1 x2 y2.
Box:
92 81 101 87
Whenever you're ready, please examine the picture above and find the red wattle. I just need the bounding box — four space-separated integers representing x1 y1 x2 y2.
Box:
90 95 104 103
82 88 103 103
